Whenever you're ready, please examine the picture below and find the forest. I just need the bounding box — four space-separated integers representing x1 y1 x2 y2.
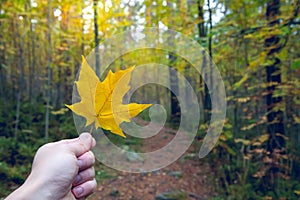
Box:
0 0 300 199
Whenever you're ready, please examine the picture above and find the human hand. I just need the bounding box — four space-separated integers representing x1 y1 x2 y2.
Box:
6 132 97 200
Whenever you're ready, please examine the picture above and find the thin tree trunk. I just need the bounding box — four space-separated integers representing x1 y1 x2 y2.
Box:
184 0 193 107
14 15 25 141
169 53 180 120
197 0 212 123
265 0 285 152
197 0 205 39
94 0 100 76
264 0 285 196
204 0 213 123
24 0 35 128
45 0 53 142
29 4 36 103
57 3 68 108
167 0 180 121
0 21 5 100
81 0 85 58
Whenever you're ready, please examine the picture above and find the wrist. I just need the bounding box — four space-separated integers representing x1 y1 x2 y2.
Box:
5 174 52 200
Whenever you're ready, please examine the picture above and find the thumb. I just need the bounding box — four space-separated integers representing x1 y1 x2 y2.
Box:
66 132 96 157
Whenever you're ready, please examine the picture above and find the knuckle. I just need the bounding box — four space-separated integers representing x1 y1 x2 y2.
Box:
91 179 97 191
79 142 88 152
89 151 95 163
83 167 95 179
38 142 54 153
89 167 95 177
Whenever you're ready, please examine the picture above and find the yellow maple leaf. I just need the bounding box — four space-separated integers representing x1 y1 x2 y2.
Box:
66 56 152 137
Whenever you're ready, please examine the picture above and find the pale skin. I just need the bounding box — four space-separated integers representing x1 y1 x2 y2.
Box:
6 132 97 200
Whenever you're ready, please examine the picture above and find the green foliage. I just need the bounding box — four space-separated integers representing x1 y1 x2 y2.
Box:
291 59 300 70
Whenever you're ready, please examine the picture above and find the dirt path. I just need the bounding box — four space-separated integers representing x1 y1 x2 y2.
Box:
89 122 216 200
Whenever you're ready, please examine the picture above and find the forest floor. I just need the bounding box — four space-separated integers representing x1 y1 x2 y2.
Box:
89 121 217 200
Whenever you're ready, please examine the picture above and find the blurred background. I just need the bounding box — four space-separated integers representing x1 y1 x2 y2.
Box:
0 0 300 199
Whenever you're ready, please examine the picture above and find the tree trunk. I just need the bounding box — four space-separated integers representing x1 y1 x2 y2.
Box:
203 0 213 124
197 0 212 124
94 0 100 76
29 2 36 102
14 15 25 141
265 0 285 152
80 0 85 58
197 0 205 39
167 0 180 121
45 0 53 142
0 22 6 101
24 0 35 128
263 0 286 196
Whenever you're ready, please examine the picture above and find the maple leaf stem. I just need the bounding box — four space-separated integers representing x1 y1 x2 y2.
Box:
89 122 95 134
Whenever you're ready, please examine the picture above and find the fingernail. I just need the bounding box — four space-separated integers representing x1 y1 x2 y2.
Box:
74 174 81 185
73 186 84 196
77 159 83 168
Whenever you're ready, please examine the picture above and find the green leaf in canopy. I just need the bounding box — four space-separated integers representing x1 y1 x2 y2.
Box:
291 59 300 70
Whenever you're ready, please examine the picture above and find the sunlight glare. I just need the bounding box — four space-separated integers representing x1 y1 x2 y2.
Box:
31 0 38 8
